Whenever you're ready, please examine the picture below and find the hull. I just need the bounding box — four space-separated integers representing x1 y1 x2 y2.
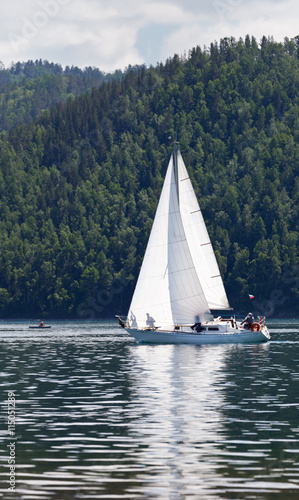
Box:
29 326 51 329
126 326 270 345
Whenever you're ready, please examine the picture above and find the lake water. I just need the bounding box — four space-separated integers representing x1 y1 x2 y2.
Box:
1 319 299 499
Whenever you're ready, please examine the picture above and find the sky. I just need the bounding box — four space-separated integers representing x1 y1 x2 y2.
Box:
0 0 298 72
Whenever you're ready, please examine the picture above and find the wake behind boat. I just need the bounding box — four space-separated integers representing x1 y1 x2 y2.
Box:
119 143 270 345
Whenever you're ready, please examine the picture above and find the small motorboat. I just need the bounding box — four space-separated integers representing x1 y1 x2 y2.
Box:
29 325 51 329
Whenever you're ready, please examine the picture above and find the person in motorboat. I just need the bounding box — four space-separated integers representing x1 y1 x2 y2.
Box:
241 312 254 329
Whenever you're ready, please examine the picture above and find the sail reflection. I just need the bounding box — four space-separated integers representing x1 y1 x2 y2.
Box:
126 344 231 497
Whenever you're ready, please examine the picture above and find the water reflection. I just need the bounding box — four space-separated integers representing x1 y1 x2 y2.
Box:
0 320 299 499
125 344 229 498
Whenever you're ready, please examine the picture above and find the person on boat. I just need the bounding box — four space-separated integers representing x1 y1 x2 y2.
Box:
146 313 155 328
39 321 44 328
191 322 201 332
241 313 254 329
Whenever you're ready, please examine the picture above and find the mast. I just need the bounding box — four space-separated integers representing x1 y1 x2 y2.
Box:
173 135 179 203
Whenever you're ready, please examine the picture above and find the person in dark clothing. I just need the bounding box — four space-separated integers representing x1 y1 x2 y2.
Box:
241 312 254 329
191 322 201 332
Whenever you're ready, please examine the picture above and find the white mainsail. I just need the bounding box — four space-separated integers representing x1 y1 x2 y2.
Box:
177 152 231 311
127 148 231 330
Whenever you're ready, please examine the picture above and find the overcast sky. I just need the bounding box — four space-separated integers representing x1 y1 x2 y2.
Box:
0 0 298 72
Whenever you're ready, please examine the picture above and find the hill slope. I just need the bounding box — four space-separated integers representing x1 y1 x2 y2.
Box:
0 36 298 319
0 59 124 132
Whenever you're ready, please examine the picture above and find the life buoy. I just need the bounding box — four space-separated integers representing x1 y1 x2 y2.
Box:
251 322 260 332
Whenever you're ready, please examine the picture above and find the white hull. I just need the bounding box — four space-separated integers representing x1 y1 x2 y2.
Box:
126 324 270 345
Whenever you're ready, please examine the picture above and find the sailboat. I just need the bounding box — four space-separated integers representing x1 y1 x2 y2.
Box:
121 143 270 344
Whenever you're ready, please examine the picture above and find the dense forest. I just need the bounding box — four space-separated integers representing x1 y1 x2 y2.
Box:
0 35 298 319
0 59 124 132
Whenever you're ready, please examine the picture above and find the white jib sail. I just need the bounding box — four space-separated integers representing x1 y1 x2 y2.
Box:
127 152 212 330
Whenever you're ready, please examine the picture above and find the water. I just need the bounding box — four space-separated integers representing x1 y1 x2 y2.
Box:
0 319 299 499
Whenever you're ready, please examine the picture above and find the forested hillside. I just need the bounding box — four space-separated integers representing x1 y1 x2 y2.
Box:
0 35 298 319
0 59 124 132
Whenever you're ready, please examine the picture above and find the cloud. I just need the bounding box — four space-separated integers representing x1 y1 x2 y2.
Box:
160 0 299 61
0 0 144 70
0 0 298 71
